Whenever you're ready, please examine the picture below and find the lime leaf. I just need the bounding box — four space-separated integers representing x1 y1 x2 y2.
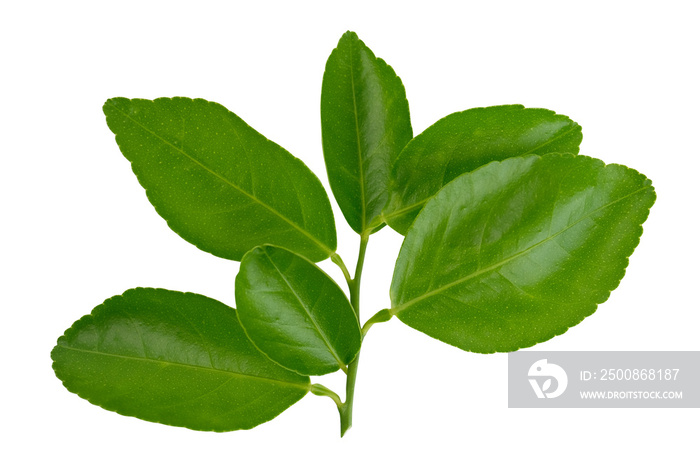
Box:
391 154 655 353
103 97 336 262
51 288 310 431
236 245 361 375
321 31 412 234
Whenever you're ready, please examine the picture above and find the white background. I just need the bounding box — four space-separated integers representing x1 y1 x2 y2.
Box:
2 1 698 464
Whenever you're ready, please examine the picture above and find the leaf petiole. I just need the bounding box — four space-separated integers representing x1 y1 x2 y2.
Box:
331 253 353 289
361 309 393 338
310 383 343 411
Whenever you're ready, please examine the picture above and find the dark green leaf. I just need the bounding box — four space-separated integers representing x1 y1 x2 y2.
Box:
321 31 412 234
383 105 582 234
390 154 655 353
236 245 361 375
103 97 336 262
51 288 310 431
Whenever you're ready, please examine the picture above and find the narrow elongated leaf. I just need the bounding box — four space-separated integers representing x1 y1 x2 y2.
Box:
390 154 655 353
321 31 412 234
383 105 582 234
51 288 310 432
104 97 336 262
236 245 361 375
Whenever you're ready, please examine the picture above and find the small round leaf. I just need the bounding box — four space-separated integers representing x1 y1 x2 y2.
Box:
236 246 361 375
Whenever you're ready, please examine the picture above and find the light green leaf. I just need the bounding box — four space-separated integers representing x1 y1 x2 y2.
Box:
383 105 582 234
236 245 361 375
51 288 310 432
390 154 655 353
103 97 336 262
321 31 412 234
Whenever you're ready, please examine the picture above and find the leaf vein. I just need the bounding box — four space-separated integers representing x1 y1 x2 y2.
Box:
56 344 310 391
392 185 651 315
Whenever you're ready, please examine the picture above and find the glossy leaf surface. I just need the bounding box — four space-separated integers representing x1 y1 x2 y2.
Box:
51 288 310 431
104 97 336 262
391 154 655 353
384 105 582 234
321 31 412 234
236 245 361 375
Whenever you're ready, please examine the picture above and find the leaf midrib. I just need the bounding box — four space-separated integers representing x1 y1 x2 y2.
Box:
391 185 651 315
108 101 334 257
57 343 310 391
520 123 581 157
348 41 368 233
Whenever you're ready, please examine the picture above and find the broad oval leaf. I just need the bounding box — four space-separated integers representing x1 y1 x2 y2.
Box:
236 245 361 375
390 154 655 353
51 288 310 432
103 97 337 262
321 31 412 234
383 105 582 234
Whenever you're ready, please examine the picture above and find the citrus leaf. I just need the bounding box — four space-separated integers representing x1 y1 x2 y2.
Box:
383 105 582 234
321 31 412 234
51 288 310 432
236 245 361 375
390 154 655 353
103 97 336 262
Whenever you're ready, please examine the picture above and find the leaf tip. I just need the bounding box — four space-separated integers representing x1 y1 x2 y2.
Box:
102 96 128 114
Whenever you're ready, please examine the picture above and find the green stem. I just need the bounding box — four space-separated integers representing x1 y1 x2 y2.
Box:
339 232 369 436
350 233 369 318
340 353 360 435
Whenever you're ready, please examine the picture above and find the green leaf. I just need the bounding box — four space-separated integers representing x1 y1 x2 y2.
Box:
390 154 655 353
236 245 361 375
383 105 583 234
321 31 412 234
51 288 310 432
103 97 337 262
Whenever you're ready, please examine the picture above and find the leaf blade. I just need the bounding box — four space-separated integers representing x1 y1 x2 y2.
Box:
384 105 582 234
236 245 361 375
51 288 309 432
103 97 336 262
321 31 412 234
390 154 655 353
